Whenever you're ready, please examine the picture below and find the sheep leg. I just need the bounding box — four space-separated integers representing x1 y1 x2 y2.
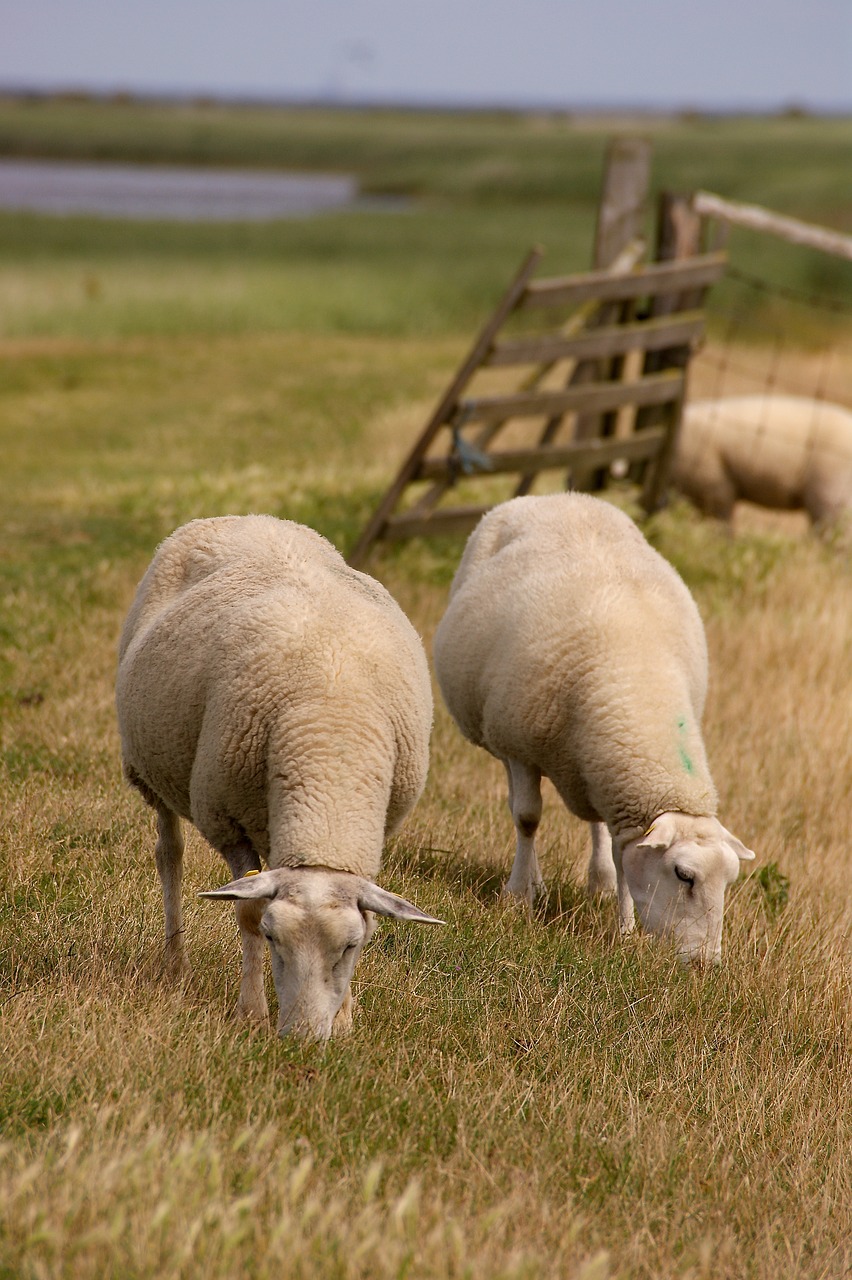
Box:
684 453 737 525
223 840 269 1024
502 759 545 908
587 821 617 896
155 806 190 979
804 478 846 533
612 843 636 936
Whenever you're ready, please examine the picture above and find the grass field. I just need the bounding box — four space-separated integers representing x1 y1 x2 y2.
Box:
1 100 851 1279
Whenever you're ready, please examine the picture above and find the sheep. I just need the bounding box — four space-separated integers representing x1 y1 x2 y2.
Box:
116 514 441 1042
672 394 852 530
432 492 755 966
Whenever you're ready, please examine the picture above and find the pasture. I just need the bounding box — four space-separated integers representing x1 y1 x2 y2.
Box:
0 100 851 1278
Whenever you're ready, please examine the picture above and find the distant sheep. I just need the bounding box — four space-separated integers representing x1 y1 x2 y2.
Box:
672 394 852 529
433 493 754 966
116 515 441 1042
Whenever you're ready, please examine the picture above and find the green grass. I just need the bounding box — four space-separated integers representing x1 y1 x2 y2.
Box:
0 99 851 346
1 99 851 1279
0 204 596 341
1 97 850 217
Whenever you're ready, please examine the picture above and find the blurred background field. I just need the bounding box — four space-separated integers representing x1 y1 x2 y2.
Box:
0 98 851 1279
0 100 851 345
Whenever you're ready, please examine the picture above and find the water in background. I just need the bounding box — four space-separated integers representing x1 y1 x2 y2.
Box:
0 158 369 220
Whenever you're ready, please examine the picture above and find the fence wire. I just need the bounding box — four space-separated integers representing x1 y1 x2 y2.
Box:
725 265 852 317
696 258 850 405
675 260 852 517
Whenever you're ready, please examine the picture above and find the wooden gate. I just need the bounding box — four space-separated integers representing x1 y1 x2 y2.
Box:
347 145 726 568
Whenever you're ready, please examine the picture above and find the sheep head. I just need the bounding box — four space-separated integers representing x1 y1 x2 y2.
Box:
200 867 443 1042
620 812 755 966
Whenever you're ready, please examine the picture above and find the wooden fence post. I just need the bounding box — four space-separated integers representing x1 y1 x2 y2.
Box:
637 191 704 512
594 136 653 269
569 135 652 492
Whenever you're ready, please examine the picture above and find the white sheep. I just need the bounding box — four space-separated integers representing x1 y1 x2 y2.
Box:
116 514 441 1042
433 492 755 965
672 394 852 529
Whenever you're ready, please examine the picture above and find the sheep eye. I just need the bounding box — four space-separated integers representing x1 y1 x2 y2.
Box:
675 866 695 888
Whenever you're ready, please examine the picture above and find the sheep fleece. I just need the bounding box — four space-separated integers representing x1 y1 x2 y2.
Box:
673 394 852 524
117 515 432 878
433 493 717 842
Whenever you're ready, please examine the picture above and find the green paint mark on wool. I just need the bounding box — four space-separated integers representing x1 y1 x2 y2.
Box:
676 715 694 774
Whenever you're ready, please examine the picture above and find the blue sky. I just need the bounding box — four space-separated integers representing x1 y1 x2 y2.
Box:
1 0 850 112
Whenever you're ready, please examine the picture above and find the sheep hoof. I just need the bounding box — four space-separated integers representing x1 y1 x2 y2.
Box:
500 881 544 914
235 1000 271 1027
152 943 192 985
169 959 193 986
586 869 617 898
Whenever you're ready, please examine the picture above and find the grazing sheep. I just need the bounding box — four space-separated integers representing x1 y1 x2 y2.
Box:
116 515 441 1042
672 394 852 529
433 493 754 966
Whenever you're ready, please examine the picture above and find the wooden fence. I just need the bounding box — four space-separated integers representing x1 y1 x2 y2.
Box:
348 141 726 567
692 190 852 263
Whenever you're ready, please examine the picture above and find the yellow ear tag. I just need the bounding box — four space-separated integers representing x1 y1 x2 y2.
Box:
642 824 656 839
244 869 260 877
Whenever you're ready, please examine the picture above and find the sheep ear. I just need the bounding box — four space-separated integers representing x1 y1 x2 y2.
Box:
357 881 444 925
636 812 680 851
199 869 281 901
721 827 756 861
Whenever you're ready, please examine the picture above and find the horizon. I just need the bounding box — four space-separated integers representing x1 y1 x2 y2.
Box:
1 83 848 120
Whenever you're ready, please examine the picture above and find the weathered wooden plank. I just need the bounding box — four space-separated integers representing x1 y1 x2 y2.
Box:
514 240 649 499
521 252 727 309
635 192 705 507
487 310 705 368
693 190 852 262
384 506 489 540
641 397 683 515
416 428 667 480
594 137 652 268
458 369 684 425
346 246 544 566
404 239 647 519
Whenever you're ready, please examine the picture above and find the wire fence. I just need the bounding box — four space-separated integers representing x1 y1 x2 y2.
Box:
672 249 852 523
692 254 852 407
724 265 852 317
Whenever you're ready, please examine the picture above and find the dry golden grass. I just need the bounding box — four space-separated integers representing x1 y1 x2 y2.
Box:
1 332 851 1279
